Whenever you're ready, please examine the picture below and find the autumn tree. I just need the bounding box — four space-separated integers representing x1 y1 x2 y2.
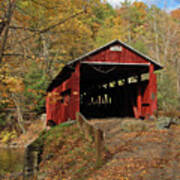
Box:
171 8 180 21
95 1 180 110
0 0 105 132
0 0 179 133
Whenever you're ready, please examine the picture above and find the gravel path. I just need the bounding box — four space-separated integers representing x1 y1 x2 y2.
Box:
88 118 180 180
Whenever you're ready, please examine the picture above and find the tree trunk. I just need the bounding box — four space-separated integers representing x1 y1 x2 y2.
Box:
12 93 26 134
0 0 16 63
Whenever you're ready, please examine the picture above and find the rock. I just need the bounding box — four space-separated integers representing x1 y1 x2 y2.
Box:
156 116 172 129
40 113 46 122
121 119 147 132
171 118 180 125
40 113 47 129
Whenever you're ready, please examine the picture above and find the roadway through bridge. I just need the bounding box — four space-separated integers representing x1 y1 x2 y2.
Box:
88 118 155 149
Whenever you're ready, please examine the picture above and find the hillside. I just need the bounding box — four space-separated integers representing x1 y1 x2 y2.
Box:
36 123 108 180
36 118 180 180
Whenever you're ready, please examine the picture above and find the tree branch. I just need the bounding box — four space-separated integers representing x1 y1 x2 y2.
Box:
39 9 86 33
0 20 7 35
9 8 86 33
9 25 39 32
0 0 16 63
2 53 31 58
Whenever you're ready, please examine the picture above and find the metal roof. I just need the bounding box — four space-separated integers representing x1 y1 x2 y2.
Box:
81 61 150 66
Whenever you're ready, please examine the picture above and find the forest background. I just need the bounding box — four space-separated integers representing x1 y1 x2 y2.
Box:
0 0 179 134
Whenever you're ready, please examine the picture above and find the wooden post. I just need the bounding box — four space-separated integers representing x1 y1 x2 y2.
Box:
84 123 94 142
76 112 104 167
24 149 39 178
124 77 128 116
149 64 154 117
137 75 142 118
124 77 128 85
95 128 104 167
76 112 82 129
72 63 80 121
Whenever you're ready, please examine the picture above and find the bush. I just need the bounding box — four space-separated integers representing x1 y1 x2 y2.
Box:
157 68 180 111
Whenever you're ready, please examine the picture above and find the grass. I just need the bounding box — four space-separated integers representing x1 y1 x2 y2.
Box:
37 123 106 180
35 117 180 180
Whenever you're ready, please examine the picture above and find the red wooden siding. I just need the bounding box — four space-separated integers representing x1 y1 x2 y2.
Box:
46 63 80 124
46 40 161 125
141 64 157 119
85 44 148 64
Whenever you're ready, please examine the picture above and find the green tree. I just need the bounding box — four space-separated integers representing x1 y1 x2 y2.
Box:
24 62 49 114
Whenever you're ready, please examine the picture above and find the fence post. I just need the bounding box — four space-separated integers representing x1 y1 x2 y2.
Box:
77 112 104 167
95 128 104 167
76 112 79 121
76 112 81 128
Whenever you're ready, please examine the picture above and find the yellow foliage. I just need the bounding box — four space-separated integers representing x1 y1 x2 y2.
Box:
2 76 24 93
0 63 24 106
0 130 17 143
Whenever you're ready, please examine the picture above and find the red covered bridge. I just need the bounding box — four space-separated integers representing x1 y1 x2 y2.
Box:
46 40 162 125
